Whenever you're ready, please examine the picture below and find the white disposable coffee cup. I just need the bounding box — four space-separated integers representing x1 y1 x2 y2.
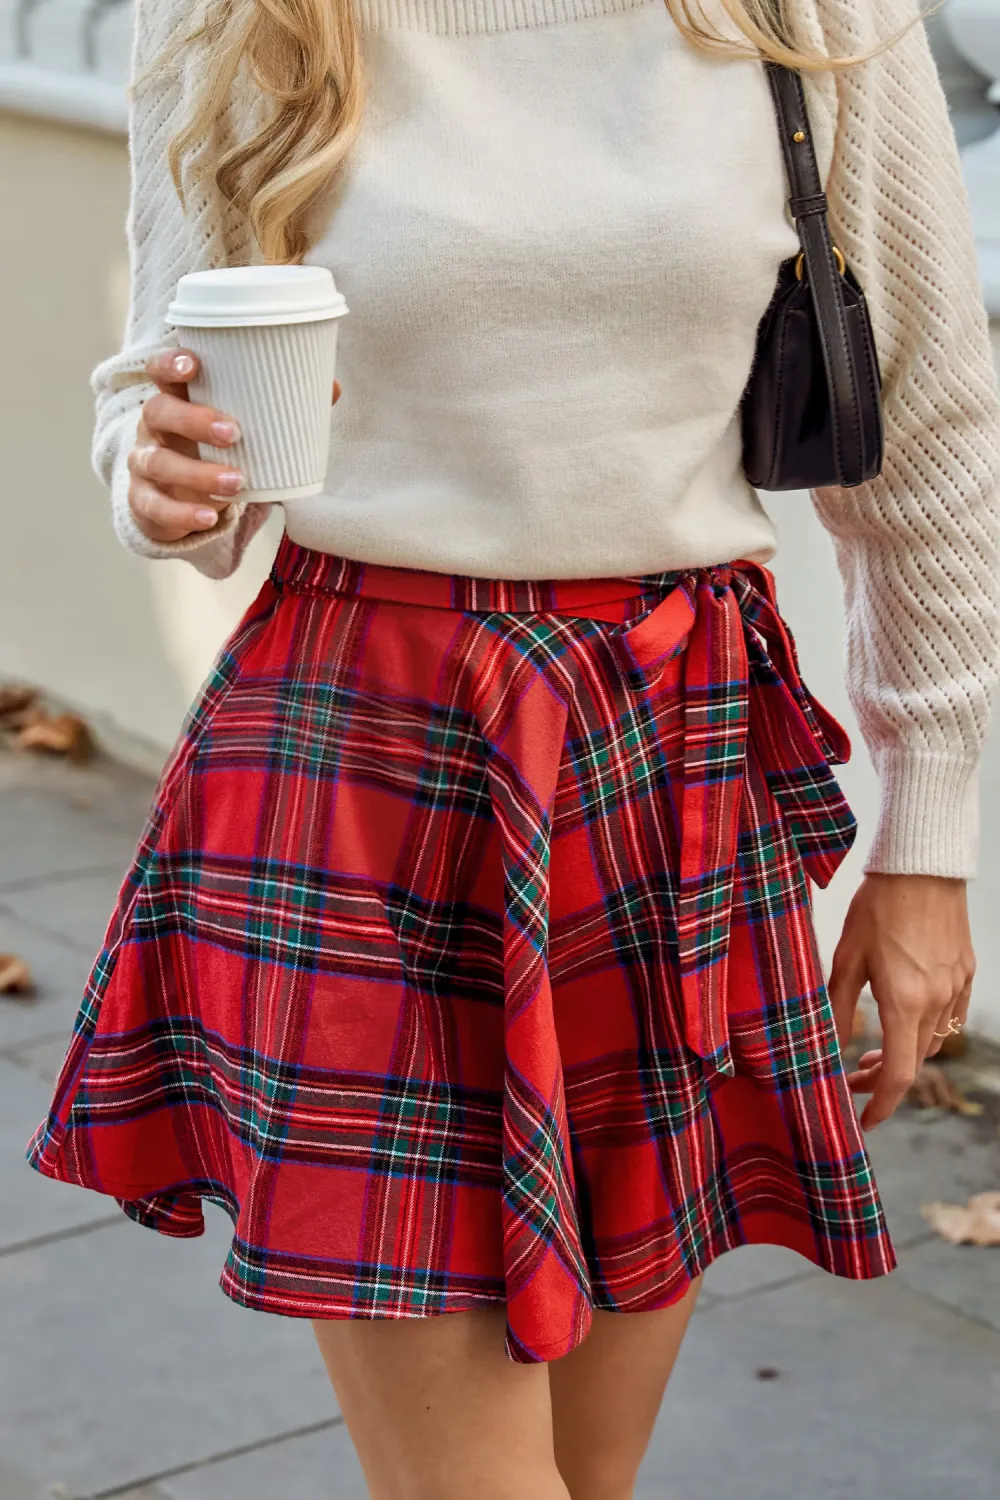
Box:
164 265 349 503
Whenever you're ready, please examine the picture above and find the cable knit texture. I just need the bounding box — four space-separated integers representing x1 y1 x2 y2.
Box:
91 0 1000 876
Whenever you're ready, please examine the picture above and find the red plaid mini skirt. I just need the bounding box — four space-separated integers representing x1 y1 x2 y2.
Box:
28 535 895 1362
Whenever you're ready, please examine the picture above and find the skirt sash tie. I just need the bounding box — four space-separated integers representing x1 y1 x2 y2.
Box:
608 562 857 1080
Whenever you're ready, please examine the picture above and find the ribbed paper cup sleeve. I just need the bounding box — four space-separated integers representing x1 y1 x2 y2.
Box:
181 318 341 502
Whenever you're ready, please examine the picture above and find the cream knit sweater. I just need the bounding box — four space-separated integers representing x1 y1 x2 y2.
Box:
93 0 1000 879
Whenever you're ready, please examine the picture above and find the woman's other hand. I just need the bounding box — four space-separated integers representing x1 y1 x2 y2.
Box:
128 353 343 543
828 875 975 1129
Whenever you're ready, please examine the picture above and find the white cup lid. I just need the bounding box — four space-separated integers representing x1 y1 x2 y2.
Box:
165 265 349 328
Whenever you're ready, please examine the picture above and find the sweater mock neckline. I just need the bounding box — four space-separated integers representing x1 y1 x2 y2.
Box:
354 0 659 35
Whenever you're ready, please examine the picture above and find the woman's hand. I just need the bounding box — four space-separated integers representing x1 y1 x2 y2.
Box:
828 874 975 1130
128 350 342 543
128 350 246 543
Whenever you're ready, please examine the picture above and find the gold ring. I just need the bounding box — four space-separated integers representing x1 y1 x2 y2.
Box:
795 246 846 281
933 1019 964 1038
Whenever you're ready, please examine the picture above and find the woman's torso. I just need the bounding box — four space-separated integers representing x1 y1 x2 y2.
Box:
285 0 834 578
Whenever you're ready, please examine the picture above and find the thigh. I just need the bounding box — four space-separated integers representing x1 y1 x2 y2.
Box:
313 1308 570 1500
548 1278 702 1500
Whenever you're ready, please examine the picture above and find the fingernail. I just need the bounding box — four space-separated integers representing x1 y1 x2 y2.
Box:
211 420 241 445
134 443 158 475
195 508 219 527
172 353 195 376
216 471 245 495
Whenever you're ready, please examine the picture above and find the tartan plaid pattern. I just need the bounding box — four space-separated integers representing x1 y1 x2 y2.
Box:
28 536 895 1363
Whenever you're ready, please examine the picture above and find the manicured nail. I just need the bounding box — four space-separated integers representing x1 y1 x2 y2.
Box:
215 471 245 494
195 508 219 527
210 420 241 445
172 353 195 376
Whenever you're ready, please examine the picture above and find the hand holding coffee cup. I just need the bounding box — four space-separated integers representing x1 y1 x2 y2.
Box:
128 265 348 544
128 355 342 544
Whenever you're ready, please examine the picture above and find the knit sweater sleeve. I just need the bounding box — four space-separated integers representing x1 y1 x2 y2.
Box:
810 0 1000 878
91 0 271 580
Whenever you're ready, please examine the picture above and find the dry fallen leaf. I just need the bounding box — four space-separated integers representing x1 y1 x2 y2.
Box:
0 684 95 761
0 686 43 737
0 683 37 721
907 1062 983 1117
922 1192 1000 1247
16 711 93 764
9 705 46 735
935 1028 969 1061
0 953 34 995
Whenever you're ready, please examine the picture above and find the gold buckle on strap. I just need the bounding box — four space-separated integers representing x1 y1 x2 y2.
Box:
795 246 846 281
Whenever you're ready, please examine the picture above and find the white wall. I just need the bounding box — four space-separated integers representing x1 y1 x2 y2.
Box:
0 110 282 768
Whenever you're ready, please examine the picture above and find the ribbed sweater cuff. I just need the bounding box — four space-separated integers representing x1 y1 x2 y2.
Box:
108 415 243 564
866 750 980 880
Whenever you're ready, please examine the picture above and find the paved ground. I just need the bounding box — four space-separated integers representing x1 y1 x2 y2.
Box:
1 745 999 1500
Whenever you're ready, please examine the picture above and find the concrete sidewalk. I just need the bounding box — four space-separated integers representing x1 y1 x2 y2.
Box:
1 746 998 1500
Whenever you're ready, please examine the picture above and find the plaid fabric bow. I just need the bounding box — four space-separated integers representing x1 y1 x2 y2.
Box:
609 562 857 1080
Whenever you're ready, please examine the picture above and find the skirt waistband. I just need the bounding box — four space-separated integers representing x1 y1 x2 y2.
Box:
270 533 734 616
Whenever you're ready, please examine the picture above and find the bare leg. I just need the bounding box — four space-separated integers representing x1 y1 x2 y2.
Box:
548 1278 702 1500
313 1306 571 1500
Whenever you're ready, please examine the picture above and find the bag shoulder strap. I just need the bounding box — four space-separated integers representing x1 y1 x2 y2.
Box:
764 61 864 487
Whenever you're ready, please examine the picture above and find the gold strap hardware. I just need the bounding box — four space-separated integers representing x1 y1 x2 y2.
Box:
795 246 846 281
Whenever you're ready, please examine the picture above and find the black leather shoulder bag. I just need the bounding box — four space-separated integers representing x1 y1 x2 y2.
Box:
740 62 884 491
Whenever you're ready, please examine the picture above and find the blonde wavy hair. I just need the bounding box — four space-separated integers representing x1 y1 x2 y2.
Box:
150 0 924 266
